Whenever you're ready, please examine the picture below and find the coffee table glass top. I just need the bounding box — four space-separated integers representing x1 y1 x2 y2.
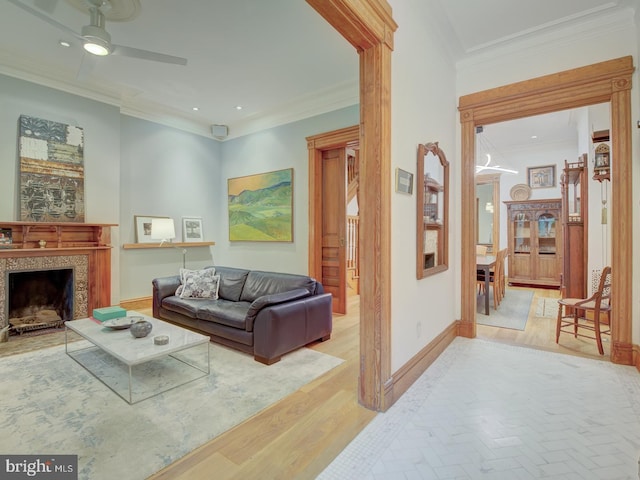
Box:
65 312 209 366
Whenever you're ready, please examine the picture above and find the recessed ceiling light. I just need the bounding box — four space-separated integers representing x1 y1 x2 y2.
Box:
192 107 199 111
235 105 243 111
59 41 71 48
531 135 538 139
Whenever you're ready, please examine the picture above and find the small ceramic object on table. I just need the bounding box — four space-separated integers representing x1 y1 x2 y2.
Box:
154 335 169 345
130 317 153 338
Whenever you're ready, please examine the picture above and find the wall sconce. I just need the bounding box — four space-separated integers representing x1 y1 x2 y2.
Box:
151 218 186 268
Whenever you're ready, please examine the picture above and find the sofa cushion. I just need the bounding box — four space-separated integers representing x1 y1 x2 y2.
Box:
180 269 220 299
161 296 203 317
245 288 311 325
196 299 251 330
240 271 316 302
176 267 215 296
215 267 250 301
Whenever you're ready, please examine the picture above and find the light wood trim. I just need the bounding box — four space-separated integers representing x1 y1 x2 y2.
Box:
122 242 215 249
459 56 635 365
358 41 393 411
306 0 396 50
459 119 477 338
306 0 397 411
388 321 458 405
307 125 360 281
119 296 152 311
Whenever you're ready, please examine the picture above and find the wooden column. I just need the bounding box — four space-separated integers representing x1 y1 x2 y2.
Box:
358 40 393 410
306 0 397 411
610 77 633 364
459 114 477 338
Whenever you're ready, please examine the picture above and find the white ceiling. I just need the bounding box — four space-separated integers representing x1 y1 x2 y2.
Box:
0 0 635 142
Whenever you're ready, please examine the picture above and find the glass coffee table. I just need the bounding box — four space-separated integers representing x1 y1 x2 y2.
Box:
65 312 210 404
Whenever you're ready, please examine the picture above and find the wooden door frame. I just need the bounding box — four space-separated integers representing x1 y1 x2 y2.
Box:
306 0 397 410
458 56 635 365
307 126 359 314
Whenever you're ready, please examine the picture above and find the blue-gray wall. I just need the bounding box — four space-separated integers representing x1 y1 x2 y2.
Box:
0 73 358 301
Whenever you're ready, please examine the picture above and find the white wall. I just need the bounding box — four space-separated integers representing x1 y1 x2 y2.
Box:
457 9 640 343
216 106 359 274
389 0 458 371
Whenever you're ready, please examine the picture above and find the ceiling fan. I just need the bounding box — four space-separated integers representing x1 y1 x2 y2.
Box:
7 0 188 66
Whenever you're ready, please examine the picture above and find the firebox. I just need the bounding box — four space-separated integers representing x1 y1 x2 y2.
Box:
7 268 74 334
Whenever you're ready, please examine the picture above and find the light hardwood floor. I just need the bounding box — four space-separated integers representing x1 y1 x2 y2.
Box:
0 286 608 478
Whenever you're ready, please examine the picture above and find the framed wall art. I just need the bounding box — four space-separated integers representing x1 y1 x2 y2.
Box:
182 217 204 242
527 165 556 189
227 168 293 242
19 115 85 222
134 215 170 243
395 168 414 194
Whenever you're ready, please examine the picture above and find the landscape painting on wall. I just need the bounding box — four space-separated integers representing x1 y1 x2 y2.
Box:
18 115 85 222
228 168 293 242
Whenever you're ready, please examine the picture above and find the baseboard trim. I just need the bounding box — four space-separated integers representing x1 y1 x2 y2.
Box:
119 296 152 311
634 344 640 373
383 320 458 410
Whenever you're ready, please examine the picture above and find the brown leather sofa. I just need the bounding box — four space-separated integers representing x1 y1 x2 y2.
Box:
152 266 332 364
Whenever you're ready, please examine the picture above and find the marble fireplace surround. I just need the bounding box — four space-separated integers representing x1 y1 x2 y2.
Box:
1 254 89 332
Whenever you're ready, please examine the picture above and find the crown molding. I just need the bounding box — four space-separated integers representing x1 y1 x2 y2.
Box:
0 48 359 141
456 7 635 69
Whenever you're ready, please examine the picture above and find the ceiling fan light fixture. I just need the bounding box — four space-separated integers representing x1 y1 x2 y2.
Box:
81 24 111 56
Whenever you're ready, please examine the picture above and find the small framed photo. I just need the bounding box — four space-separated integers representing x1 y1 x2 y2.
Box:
0 228 12 248
134 215 169 243
395 168 414 195
527 165 556 189
182 217 204 242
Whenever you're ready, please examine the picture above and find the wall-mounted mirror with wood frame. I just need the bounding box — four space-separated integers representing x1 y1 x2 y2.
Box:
475 173 500 255
416 142 449 279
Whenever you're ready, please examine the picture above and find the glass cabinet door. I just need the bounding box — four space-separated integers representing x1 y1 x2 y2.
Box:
513 213 531 254
537 213 556 254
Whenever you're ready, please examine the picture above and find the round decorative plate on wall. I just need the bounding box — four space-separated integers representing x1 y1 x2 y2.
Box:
510 183 532 201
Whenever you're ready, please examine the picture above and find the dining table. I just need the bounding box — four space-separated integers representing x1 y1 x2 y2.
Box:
476 254 496 315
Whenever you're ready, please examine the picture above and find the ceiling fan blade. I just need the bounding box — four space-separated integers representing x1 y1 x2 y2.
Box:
111 44 188 66
7 0 83 41
76 52 97 81
34 0 58 15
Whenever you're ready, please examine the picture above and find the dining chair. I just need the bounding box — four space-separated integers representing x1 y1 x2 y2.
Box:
477 248 506 308
556 266 611 355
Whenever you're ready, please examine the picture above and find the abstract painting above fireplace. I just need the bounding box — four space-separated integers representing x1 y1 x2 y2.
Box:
18 115 85 222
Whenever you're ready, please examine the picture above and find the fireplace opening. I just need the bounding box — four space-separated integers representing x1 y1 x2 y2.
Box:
8 268 74 334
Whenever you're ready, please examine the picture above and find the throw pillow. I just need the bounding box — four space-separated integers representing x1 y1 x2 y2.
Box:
175 267 215 296
180 269 220 299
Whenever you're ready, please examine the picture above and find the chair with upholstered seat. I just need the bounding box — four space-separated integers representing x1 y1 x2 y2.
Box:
556 266 611 355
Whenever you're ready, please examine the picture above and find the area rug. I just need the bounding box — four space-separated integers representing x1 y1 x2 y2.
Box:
477 288 534 330
0 342 343 480
535 297 560 318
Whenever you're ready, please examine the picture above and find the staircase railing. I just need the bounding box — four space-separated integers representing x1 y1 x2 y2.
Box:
347 215 359 279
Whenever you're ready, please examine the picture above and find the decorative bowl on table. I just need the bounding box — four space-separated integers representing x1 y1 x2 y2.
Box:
102 317 136 330
130 318 153 338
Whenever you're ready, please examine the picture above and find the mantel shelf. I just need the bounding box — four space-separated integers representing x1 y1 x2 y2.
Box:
122 241 215 250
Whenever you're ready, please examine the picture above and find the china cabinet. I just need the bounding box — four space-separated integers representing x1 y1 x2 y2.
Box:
505 199 562 287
